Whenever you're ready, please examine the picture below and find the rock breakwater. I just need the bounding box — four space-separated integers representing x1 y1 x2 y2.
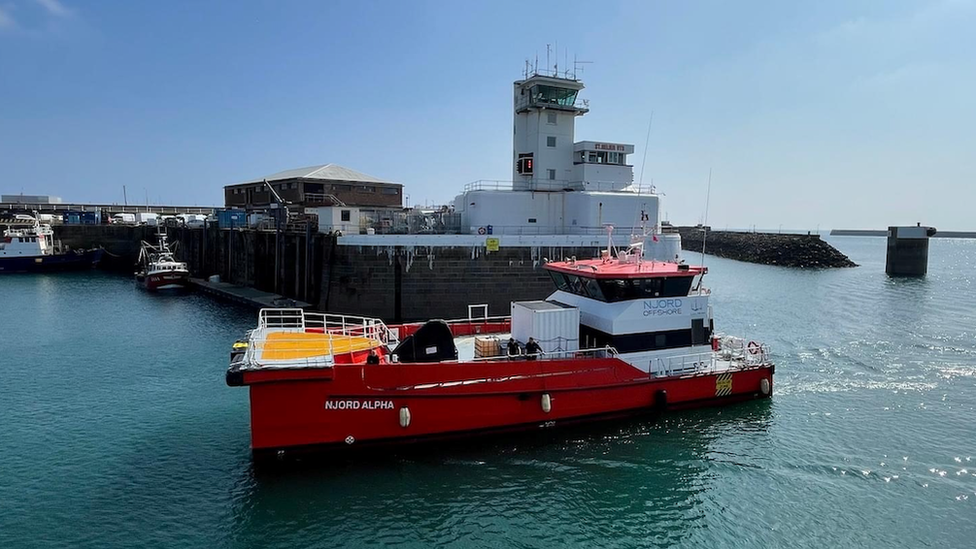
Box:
677 227 857 268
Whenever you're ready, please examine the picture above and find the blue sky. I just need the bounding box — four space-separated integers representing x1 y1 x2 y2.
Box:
1 0 974 229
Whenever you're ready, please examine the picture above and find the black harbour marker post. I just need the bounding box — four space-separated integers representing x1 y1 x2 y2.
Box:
886 224 937 277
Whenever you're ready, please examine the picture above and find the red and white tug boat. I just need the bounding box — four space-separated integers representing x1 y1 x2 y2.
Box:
227 247 774 460
135 230 189 291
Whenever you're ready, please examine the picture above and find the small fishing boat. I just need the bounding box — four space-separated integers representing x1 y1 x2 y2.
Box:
135 229 189 290
227 240 774 461
0 214 103 272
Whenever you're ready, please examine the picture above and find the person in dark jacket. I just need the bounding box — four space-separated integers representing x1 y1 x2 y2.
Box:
366 349 381 364
506 338 520 359
525 337 542 360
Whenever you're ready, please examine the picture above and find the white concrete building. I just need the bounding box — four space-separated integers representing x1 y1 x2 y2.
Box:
312 206 361 234
338 66 681 264
453 71 669 246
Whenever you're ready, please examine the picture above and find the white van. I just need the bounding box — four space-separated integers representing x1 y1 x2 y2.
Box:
134 212 159 225
111 213 136 224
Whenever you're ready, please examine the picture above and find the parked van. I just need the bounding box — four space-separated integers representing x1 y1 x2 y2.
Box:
111 213 136 224
134 212 158 225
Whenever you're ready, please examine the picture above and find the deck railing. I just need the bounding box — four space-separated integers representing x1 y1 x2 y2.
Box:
257 308 400 346
651 338 771 377
470 345 618 362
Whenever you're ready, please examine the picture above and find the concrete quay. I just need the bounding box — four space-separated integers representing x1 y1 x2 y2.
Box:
189 278 311 309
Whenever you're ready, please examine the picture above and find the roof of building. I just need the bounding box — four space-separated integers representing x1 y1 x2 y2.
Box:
230 164 398 187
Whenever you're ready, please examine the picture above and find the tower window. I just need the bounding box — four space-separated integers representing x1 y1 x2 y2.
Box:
547 112 557 125
547 136 557 148
547 169 556 180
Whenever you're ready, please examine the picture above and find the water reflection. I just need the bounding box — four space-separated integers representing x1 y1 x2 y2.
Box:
230 401 773 547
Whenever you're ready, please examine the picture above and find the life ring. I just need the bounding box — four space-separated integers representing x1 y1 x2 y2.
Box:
477 227 487 235
748 341 760 355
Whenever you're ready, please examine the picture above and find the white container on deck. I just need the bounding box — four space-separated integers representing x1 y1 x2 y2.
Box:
511 300 580 354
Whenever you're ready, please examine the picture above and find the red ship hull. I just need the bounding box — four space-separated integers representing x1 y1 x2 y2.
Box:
232 358 773 458
138 271 189 291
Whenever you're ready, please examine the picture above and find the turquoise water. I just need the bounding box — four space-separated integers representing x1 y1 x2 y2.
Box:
2 237 975 548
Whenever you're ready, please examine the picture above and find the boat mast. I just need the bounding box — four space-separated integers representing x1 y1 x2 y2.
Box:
698 168 712 295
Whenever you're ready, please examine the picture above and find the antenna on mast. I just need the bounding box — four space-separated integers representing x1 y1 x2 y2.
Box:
637 112 654 190
554 40 558 75
698 168 712 294
573 57 592 79
631 112 655 241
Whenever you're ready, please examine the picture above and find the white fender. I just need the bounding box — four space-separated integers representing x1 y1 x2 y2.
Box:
399 406 411 428
760 378 771 396
541 393 552 414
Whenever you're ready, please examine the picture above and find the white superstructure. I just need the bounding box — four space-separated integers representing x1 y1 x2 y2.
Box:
449 68 679 260
0 216 54 258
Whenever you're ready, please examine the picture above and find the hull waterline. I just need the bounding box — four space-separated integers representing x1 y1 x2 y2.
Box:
0 248 103 273
232 357 774 459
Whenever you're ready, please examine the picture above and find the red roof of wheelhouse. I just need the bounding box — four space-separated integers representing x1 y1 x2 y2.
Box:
544 259 707 279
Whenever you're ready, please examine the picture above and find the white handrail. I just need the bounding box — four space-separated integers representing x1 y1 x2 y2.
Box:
470 345 617 362
257 308 400 346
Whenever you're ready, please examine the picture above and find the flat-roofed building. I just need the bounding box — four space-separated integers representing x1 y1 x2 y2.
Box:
2 194 63 204
224 164 402 209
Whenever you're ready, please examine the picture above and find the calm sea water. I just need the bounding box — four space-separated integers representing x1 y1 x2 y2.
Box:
1 237 975 548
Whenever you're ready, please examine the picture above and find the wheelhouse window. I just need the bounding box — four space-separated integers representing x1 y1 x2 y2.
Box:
548 271 570 292
662 277 694 297
549 271 694 301
583 278 606 301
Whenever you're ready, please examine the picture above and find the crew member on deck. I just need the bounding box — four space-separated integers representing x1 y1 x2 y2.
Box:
525 337 542 360
366 349 381 365
507 338 520 359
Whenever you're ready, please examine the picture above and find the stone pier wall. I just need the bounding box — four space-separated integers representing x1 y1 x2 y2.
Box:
677 227 857 268
165 227 600 321
56 224 858 322
322 245 599 321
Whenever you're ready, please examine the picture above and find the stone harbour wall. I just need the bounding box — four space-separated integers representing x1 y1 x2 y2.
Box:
677 227 857 268
322 243 602 321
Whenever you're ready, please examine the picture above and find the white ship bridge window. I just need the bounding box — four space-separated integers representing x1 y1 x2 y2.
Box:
547 136 557 148
548 271 694 302
547 112 558 125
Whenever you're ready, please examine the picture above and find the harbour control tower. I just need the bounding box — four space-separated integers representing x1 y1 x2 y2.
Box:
454 67 679 262
511 73 633 193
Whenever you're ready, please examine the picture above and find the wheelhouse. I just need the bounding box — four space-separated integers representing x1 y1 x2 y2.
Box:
545 260 706 302
543 258 712 356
